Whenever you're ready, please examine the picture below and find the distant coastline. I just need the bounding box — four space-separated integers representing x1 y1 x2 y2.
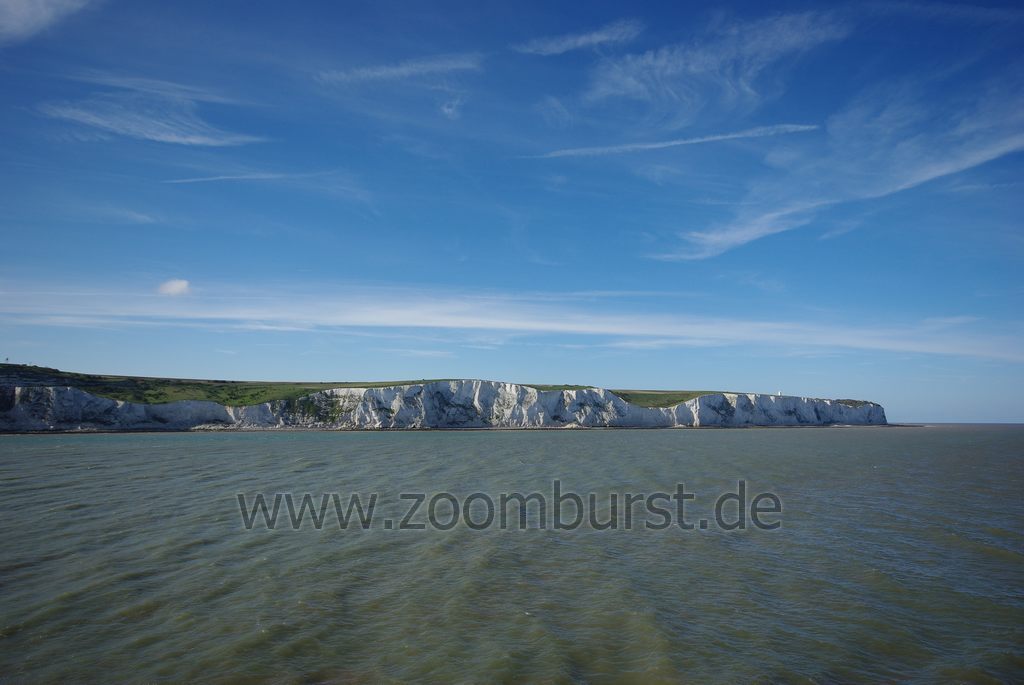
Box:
1 365 886 432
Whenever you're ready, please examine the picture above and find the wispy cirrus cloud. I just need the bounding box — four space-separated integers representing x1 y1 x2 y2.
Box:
534 123 817 158
586 12 849 124
90 206 158 225
163 172 293 184
514 19 643 56
40 95 264 146
161 168 371 202
1 281 1020 362
535 95 573 128
68 71 245 105
317 53 483 84
0 0 88 45
663 204 824 260
39 73 263 146
661 71 1024 259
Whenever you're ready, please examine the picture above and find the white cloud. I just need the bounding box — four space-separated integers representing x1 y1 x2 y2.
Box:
660 73 1024 259
536 95 572 128
586 12 848 124
514 19 643 56
157 279 190 296
40 74 261 146
68 71 245 104
109 209 157 224
2 281 1020 362
535 124 817 158
81 206 158 225
0 0 87 45
160 168 371 202
163 172 290 184
317 53 483 84
39 93 264 146
440 96 463 120
382 348 454 358
664 204 823 260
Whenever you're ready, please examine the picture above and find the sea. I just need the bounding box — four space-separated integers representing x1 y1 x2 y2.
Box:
1 425 1022 683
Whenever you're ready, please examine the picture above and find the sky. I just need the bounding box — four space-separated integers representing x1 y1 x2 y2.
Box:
0 0 1022 422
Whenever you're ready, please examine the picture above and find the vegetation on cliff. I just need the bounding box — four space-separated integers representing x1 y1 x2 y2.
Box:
1 364 870 410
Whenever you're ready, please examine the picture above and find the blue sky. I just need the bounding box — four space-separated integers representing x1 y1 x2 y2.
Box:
1 0 1022 422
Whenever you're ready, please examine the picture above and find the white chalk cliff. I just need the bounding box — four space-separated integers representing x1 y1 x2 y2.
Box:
0 381 886 431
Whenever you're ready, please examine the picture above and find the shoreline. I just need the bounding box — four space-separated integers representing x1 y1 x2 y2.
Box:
1 424 920 436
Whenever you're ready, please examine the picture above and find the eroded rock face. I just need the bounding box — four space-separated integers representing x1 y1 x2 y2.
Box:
0 381 887 432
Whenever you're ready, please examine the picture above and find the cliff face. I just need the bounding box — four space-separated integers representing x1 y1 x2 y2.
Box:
0 381 886 432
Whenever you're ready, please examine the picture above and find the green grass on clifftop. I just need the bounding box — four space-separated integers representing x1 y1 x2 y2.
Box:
0 365 454 405
520 385 725 407
1 364 731 408
609 390 726 408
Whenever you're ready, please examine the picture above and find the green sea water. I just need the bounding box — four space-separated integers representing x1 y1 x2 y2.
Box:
1 425 1022 683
